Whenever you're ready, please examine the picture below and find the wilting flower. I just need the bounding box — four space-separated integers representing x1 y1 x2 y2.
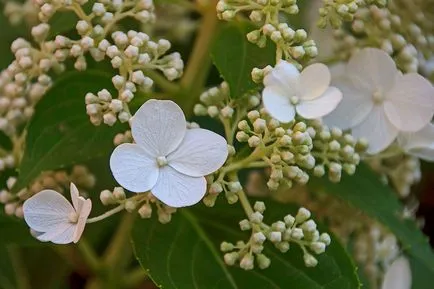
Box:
23 183 92 244
381 256 412 289
325 48 434 154
262 61 342 123
110 99 228 208
398 123 434 161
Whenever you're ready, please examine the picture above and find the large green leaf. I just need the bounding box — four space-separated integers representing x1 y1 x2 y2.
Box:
0 210 38 246
211 22 275 99
13 71 126 193
309 164 434 273
132 200 360 289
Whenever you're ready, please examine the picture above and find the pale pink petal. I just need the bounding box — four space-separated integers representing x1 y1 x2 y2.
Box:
323 78 373 130
70 182 80 211
110 143 159 193
23 190 75 233
296 86 342 119
347 48 397 93
264 61 299 96
151 166 206 208
168 129 228 177
298 63 331 100
351 106 398 154
381 257 412 289
262 86 296 123
384 73 434 132
73 198 92 243
398 123 434 161
131 99 186 156
36 223 76 244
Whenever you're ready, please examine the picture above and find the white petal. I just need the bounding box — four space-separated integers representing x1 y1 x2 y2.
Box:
70 182 80 211
168 129 228 177
298 63 331 100
264 61 299 96
351 106 398 154
262 86 296 123
151 166 206 208
384 73 434 132
131 99 186 156
323 78 373 130
36 223 76 244
296 86 342 119
23 190 74 233
74 198 92 243
110 143 159 193
381 257 412 289
347 48 397 93
398 123 434 161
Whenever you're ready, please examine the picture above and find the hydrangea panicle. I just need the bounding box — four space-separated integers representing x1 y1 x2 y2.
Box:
262 61 342 123
23 183 92 244
110 99 228 208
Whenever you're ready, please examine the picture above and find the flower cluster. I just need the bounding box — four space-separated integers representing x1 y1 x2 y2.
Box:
216 0 317 64
222 204 331 269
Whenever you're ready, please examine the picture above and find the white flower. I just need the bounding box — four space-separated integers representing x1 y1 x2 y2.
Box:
262 61 342 123
23 183 92 244
381 256 412 289
324 48 434 154
110 99 228 208
398 123 434 161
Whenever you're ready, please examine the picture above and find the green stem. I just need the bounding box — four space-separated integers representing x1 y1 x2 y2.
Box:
8 246 30 289
122 267 148 288
228 173 254 217
86 204 126 224
77 239 101 273
144 69 180 95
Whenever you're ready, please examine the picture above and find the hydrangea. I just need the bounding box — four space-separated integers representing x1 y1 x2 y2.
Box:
381 256 412 289
262 61 342 123
398 123 434 161
23 183 92 244
325 48 434 154
110 99 228 208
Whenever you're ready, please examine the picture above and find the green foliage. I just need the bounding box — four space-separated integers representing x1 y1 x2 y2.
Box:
12 71 127 193
0 210 38 246
211 21 275 99
132 200 360 289
310 164 434 273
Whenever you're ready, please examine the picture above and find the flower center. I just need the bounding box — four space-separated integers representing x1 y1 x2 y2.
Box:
156 156 168 167
290 96 299 105
372 89 384 104
68 212 78 223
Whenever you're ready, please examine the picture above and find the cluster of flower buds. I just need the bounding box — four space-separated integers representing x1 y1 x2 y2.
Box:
4 0 38 26
308 120 368 183
113 130 133 146
0 165 95 218
368 154 421 198
222 203 331 270
325 1 434 73
99 189 177 224
216 0 317 64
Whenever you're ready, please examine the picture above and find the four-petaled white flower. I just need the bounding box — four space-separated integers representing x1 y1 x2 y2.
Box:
324 48 434 154
262 61 343 123
381 256 412 289
110 99 228 208
398 123 434 161
23 183 92 244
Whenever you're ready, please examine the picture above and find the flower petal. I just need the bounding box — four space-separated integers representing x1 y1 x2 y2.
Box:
36 223 76 244
23 190 75 233
347 48 397 93
151 166 206 208
384 73 434 132
168 128 228 177
381 257 412 289
131 99 186 156
398 123 434 161
110 143 159 193
264 61 299 96
70 182 80 212
74 198 92 243
351 106 398 154
296 86 342 119
262 86 296 123
298 63 331 100
323 78 373 130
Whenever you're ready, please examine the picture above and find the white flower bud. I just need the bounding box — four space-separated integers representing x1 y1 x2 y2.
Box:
92 3 106 16
112 31 128 47
252 232 266 244
98 89 112 102
291 228 304 240
295 207 311 223
228 181 242 193
301 220 317 233
103 112 117 126
31 23 50 42
136 10 152 23
311 242 326 254
163 68 179 81
269 231 282 243
138 53 151 65
76 20 90 35
106 45 120 58
240 254 254 270
209 182 223 194
220 241 234 252
304 254 318 267
101 12 114 23
125 200 137 212
112 187 126 200
319 233 331 245
111 56 123 68
138 203 152 218
100 189 114 205
253 201 266 213
207 106 219 118
253 118 266 133
81 36 94 50
220 106 234 118
248 135 261 147
124 45 139 58
109 99 123 113
236 131 249 142
250 211 263 224
112 75 125 89
118 111 131 123
239 219 251 231
224 252 238 266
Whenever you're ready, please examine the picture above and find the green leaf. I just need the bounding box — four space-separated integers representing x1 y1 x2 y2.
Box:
211 22 275 99
409 256 433 289
0 210 38 245
309 164 434 273
132 199 360 289
13 71 126 193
